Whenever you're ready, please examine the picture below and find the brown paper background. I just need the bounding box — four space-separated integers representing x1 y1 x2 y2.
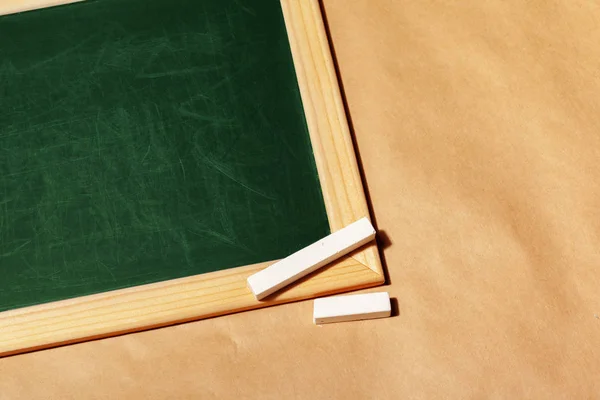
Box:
2 0 600 397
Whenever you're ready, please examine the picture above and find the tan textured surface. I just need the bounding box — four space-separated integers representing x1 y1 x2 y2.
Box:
2 0 600 397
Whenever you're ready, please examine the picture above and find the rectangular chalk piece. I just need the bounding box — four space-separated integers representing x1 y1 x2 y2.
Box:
313 292 391 324
247 217 376 300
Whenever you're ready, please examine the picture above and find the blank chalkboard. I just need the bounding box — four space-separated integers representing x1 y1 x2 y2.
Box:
0 0 330 311
0 0 383 356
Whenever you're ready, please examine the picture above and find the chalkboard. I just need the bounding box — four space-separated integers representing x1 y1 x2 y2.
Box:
0 0 383 356
0 0 331 311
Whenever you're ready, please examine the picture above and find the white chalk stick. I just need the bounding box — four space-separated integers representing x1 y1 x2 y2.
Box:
313 292 391 324
247 217 376 300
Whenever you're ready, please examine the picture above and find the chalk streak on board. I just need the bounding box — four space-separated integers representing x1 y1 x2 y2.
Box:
198 155 276 201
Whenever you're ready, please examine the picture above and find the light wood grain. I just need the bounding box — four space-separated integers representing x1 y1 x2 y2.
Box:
0 255 380 356
0 0 384 357
282 0 382 274
0 0 81 16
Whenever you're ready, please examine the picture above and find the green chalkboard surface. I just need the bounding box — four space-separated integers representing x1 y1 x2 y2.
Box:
0 0 330 312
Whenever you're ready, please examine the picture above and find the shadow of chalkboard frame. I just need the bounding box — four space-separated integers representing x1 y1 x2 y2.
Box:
0 0 383 357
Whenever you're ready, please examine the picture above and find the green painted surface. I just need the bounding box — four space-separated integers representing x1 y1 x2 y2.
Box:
0 0 330 312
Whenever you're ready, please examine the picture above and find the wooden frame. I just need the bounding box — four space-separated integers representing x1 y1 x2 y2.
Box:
0 0 384 357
